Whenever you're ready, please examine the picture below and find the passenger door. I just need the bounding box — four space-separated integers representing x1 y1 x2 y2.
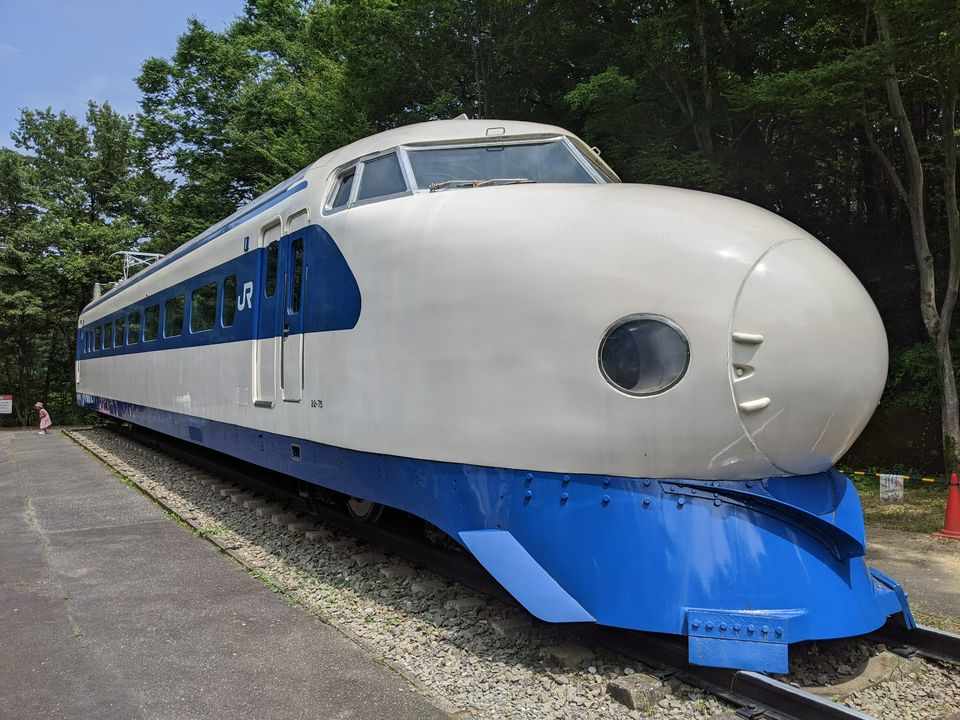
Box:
254 220 282 407
281 210 309 402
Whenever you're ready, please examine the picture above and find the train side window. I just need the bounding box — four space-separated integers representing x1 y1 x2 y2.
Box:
127 311 140 345
330 168 355 209
94 326 102 351
104 322 113 349
264 242 278 298
191 282 217 332
144 304 160 341
222 274 237 327
165 295 185 337
115 316 126 347
357 153 406 202
290 238 304 312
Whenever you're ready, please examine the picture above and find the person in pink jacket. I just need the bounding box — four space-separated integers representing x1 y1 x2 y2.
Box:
35 401 52 435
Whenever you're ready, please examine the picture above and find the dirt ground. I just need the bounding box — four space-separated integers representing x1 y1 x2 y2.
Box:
866 526 960 627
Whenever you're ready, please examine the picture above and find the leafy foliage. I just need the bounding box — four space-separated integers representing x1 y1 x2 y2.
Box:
137 1 370 249
884 339 960 411
0 104 165 425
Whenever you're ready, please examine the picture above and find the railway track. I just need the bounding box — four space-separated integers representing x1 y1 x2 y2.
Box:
869 619 960 668
80 424 960 720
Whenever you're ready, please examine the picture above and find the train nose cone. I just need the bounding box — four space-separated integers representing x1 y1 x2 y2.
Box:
728 238 887 475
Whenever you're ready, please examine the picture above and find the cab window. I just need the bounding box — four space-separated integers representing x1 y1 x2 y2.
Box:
330 169 355 210
357 153 406 201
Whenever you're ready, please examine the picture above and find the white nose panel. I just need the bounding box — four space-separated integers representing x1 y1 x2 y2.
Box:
729 238 888 475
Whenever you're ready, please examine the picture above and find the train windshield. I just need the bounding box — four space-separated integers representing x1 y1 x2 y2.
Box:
405 139 608 191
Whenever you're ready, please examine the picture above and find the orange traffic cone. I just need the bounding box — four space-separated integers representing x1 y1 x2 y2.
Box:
937 472 960 539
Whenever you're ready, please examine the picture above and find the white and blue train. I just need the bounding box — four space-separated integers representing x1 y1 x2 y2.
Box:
76 117 914 672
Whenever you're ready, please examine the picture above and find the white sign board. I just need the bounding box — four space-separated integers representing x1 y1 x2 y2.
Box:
879 473 904 503
0 395 12 414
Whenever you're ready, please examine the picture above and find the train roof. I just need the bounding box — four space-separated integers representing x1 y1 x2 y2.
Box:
80 118 595 316
311 117 576 170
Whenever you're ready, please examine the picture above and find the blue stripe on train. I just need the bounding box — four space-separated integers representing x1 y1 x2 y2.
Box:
76 223 360 360
81 179 310 316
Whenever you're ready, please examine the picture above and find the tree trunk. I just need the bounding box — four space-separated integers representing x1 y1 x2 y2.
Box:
870 10 960 478
937 334 960 477
693 0 715 157
939 78 960 478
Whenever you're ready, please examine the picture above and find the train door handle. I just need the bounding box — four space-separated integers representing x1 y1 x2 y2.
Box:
282 325 290 338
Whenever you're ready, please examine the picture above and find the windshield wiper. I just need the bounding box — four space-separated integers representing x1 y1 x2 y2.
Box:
428 178 536 192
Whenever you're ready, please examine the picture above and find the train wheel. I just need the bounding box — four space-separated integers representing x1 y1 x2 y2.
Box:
423 521 462 551
346 497 384 523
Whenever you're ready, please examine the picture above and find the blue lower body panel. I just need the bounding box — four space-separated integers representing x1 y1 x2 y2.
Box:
78 394 913 672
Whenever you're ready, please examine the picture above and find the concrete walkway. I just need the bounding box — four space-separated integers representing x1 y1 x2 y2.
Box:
0 430 449 720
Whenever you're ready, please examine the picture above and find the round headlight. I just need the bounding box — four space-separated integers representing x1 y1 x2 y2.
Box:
599 315 690 396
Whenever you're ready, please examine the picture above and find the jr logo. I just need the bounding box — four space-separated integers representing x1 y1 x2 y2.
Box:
237 281 254 311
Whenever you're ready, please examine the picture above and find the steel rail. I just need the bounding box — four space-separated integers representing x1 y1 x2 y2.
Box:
869 618 960 667
591 628 876 720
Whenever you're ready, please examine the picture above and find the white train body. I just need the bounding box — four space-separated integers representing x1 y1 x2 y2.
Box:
77 118 885 481
76 119 910 673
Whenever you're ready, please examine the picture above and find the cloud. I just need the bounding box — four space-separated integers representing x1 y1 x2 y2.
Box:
0 43 22 60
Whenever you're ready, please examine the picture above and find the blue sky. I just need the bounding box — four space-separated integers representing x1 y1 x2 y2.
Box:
0 0 242 149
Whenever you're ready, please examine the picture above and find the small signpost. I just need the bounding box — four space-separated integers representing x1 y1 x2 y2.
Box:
0 395 12 414
879 473 904 503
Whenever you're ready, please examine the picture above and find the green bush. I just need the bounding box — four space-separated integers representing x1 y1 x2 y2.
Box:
882 339 960 411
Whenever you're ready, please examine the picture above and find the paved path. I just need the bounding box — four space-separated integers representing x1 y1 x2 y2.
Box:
0 430 449 720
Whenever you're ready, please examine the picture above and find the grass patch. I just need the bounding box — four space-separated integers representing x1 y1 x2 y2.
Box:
851 473 947 533
912 610 960 633
198 524 228 537
245 568 296 605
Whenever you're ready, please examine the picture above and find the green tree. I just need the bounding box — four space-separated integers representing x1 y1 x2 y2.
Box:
0 103 163 425
137 0 368 250
674 0 960 477
137 0 637 244
865 0 960 478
